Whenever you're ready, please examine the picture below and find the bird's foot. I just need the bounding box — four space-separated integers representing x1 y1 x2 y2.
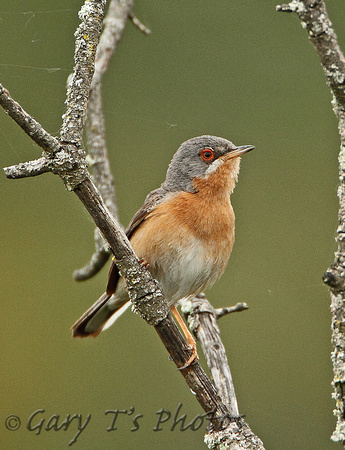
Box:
178 339 199 370
139 258 150 269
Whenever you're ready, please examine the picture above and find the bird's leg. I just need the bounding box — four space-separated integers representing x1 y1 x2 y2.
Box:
170 305 198 369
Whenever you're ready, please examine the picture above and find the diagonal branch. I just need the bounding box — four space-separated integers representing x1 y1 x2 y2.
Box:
277 0 345 444
129 12 151 35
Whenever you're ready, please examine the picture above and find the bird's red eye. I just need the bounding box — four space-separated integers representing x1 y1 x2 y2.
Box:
200 148 214 161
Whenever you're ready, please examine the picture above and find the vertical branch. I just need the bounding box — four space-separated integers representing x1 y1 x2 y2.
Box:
180 296 265 450
74 0 134 281
180 295 240 415
88 0 134 216
60 0 107 146
277 0 345 443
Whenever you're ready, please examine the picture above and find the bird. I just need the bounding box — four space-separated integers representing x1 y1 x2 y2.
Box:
72 135 254 367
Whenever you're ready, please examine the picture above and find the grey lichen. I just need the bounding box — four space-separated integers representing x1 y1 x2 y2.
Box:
115 256 170 326
60 0 107 146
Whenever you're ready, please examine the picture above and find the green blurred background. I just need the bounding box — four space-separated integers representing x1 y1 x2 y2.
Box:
0 1 343 448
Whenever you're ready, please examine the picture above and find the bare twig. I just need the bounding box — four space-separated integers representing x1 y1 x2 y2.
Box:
215 302 249 320
129 12 151 35
73 228 110 281
181 295 239 415
92 0 134 85
277 0 345 443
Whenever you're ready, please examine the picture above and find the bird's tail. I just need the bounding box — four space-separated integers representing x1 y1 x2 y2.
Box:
71 293 130 338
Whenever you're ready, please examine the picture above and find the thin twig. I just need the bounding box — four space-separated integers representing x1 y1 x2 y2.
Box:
215 302 249 320
181 295 239 415
129 12 151 35
93 0 134 84
73 228 110 281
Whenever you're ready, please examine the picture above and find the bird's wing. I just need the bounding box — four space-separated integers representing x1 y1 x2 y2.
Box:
106 187 170 295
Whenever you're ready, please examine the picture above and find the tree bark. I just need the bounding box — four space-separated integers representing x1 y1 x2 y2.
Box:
277 0 345 443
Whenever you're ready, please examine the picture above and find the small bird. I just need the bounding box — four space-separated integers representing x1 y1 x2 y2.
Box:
72 135 254 367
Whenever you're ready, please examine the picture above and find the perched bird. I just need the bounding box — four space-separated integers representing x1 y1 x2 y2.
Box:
72 135 253 366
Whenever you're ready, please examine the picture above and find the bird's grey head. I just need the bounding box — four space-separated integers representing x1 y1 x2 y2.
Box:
162 135 253 193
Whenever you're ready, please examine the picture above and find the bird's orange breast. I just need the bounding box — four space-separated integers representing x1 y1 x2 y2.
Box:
129 168 235 302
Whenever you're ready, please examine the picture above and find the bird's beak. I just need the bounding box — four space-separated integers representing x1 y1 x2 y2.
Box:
227 145 255 159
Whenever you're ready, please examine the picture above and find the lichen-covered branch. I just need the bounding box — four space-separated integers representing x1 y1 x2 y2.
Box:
277 0 345 443
74 0 134 280
0 86 87 188
4 156 51 179
60 0 107 146
204 423 265 450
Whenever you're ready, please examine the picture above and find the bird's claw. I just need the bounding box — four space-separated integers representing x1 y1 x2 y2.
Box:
178 344 199 370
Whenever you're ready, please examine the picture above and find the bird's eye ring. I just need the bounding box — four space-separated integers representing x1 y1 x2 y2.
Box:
200 148 214 162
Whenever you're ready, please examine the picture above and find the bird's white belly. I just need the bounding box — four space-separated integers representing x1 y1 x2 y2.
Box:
150 236 223 305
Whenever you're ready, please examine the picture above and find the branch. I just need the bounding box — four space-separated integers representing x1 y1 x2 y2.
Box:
4 156 51 179
215 302 249 320
181 295 239 415
1 88 88 189
73 228 110 281
129 12 152 35
180 295 264 449
60 0 107 146
74 0 134 280
277 0 345 443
